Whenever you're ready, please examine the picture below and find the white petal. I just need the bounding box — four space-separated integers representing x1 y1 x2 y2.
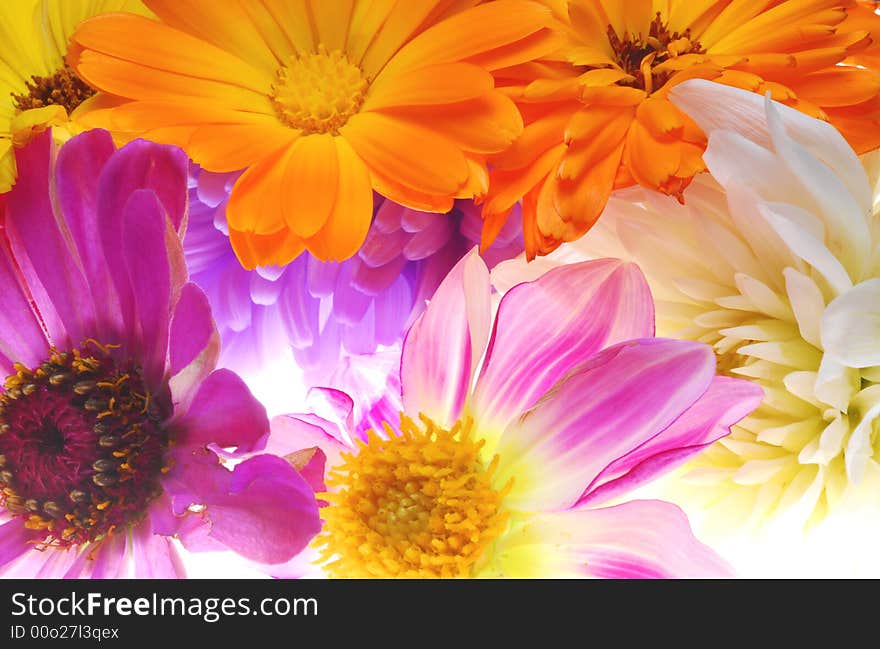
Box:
821 279 880 368
783 268 825 348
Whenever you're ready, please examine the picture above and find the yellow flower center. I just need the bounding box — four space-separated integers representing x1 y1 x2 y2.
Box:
11 64 96 114
315 414 511 578
271 46 369 135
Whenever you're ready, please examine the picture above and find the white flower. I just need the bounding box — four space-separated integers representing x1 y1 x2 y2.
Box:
493 79 880 531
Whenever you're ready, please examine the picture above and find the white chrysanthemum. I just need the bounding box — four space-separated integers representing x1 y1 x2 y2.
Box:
493 79 880 532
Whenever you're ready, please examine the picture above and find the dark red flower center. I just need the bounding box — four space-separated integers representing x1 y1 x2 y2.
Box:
0 341 168 549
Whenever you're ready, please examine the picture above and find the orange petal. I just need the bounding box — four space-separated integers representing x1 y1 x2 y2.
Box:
377 92 523 154
282 134 339 239
363 62 494 111
226 145 291 236
304 137 373 262
229 227 306 271
790 67 880 107
187 124 297 172
342 111 469 195
484 143 566 217
635 97 685 139
623 119 682 191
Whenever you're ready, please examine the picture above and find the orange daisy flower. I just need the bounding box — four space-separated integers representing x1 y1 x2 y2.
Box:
482 0 880 259
67 0 558 269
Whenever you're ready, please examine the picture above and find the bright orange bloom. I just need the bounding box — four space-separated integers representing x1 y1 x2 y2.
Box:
68 0 558 269
483 0 880 259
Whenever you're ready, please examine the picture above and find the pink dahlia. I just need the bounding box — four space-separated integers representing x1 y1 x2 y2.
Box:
0 130 320 578
270 250 764 578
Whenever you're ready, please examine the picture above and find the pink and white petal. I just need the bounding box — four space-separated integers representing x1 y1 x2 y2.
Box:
6 131 92 349
579 375 764 507
83 533 130 578
495 501 732 578
170 369 269 454
305 387 356 437
472 259 654 439
130 520 186 578
169 283 221 412
494 339 716 511
0 238 50 374
401 248 491 426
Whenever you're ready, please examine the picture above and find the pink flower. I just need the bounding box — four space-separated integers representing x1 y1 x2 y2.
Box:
0 130 320 578
270 250 763 578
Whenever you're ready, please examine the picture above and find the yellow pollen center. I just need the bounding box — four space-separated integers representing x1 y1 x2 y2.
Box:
315 414 511 578
271 45 368 134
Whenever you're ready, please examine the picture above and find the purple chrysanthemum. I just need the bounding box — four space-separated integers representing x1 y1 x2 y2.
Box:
0 130 320 578
184 168 523 385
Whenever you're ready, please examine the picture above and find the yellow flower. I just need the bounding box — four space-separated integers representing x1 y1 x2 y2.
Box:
0 0 151 191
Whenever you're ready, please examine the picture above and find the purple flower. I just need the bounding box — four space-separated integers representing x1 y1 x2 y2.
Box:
0 131 320 578
185 168 523 384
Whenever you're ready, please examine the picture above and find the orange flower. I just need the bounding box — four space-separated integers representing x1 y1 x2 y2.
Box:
68 0 558 269
483 0 880 259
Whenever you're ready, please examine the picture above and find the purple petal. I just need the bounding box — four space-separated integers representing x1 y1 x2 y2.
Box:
249 271 283 306
306 255 340 297
372 198 405 234
400 207 437 233
401 248 491 426
332 262 372 325
472 259 655 436
85 533 129 578
6 131 92 349
373 276 414 345
352 254 408 295
267 413 350 469
495 339 716 511
172 369 269 453
402 216 453 260
506 501 732 578
580 376 764 507
358 225 408 268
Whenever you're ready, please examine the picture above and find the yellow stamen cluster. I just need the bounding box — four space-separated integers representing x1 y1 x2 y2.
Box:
271 45 369 134
315 414 511 578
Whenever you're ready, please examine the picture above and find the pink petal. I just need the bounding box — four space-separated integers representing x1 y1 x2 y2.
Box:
267 413 350 469
495 339 715 511
0 237 49 374
130 520 186 578
579 375 764 506
6 131 92 349
509 501 732 578
85 533 130 578
175 454 321 565
472 259 654 436
171 369 269 454
401 248 491 426
0 519 38 573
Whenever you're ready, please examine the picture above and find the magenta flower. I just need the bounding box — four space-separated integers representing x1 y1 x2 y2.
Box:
185 168 523 383
269 250 763 578
0 131 320 578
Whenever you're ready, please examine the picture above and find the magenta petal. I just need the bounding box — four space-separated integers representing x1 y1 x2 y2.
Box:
121 189 171 388
579 375 764 507
516 501 732 578
358 225 408 268
0 519 37 571
496 338 715 511
131 521 186 578
169 282 218 376
472 259 654 434
195 454 320 564
6 131 93 349
86 533 129 578
172 369 269 453
401 248 491 426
